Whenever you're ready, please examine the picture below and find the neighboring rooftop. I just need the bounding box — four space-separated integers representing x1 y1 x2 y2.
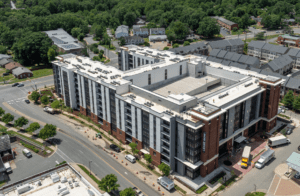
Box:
215 16 237 26
0 54 11 60
44 29 83 51
169 42 207 54
12 67 32 76
261 55 293 72
209 39 244 49
248 41 289 54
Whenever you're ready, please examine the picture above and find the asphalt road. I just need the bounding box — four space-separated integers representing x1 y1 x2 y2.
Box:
221 125 300 196
0 76 160 196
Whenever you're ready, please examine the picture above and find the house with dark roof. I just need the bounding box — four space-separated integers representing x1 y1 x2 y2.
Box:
247 41 289 60
208 39 244 54
124 36 144 45
150 28 165 35
214 16 239 30
115 25 129 38
12 67 33 79
0 58 10 68
133 28 149 37
44 29 83 55
0 54 11 61
209 49 260 68
261 55 293 75
285 48 300 67
168 42 208 56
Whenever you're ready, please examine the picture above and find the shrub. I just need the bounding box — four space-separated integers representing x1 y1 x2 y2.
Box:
163 47 169 50
183 41 190 46
173 43 179 48
93 48 99 54
26 122 40 132
20 141 39 153
196 185 208 194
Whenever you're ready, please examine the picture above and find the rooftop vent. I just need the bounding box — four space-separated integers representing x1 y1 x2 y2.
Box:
244 82 253 87
144 102 154 107
128 94 136 99
219 92 229 99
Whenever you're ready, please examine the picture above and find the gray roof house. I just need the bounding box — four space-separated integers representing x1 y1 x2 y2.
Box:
115 25 129 38
0 58 10 68
44 28 83 55
149 35 167 42
124 36 144 45
133 28 149 37
261 55 293 75
150 28 165 35
247 40 289 60
0 54 11 60
133 25 145 29
209 49 260 68
12 67 33 79
208 39 244 54
169 42 208 56
285 48 300 67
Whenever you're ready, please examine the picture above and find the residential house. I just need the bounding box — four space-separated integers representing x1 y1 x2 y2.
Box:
285 48 300 67
115 25 129 38
208 39 244 54
283 19 296 25
5 62 23 73
261 55 293 75
149 35 167 42
0 58 10 68
247 41 289 61
277 34 300 48
12 67 33 79
124 36 144 45
169 42 208 56
44 28 83 55
133 28 149 38
250 16 262 26
209 49 260 68
150 28 165 35
136 18 145 25
213 16 239 30
0 54 11 60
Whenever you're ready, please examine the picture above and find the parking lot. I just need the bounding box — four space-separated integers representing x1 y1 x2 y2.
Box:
4 142 62 185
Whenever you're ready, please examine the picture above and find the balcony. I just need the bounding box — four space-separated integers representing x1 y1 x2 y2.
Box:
161 123 170 129
126 129 132 136
161 151 170 157
126 137 132 143
162 144 169 151
161 138 170 144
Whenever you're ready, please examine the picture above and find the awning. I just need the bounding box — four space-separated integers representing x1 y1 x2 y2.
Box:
284 40 296 44
234 136 247 143
140 149 150 155
287 152 300 172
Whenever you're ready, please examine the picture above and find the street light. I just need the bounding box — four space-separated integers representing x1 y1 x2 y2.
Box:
89 161 92 175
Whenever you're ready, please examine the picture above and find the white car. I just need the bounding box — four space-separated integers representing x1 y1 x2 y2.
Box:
276 31 280 33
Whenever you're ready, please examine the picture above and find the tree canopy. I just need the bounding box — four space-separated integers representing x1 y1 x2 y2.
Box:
14 116 29 127
283 90 294 108
1 113 14 124
31 91 40 103
0 107 5 117
99 174 120 193
120 188 136 196
158 162 171 176
39 123 57 140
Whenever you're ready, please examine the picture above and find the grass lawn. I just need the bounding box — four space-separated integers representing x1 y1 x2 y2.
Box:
231 29 250 35
100 45 116 51
196 184 208 194
269 42 279 45
245 192 266 196
143 38 149 42
0 180 6 187
245 34 282 43
0 124 7 130
0 68 14 82
78 164 101 184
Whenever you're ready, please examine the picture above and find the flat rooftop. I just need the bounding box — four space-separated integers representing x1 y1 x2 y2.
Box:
151 76 220 97
3 165 106 196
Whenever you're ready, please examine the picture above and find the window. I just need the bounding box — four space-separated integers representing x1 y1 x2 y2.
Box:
148 74 151 85
153 152 156 156
142 59 144 65
119 131 122 135
165 69 168 80
180 65 182 75
136 141 138 144
130 79 133 83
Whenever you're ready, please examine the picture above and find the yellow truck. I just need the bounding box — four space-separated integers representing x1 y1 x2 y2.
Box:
241 146 251 168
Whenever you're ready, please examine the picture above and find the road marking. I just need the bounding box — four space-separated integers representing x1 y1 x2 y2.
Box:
56 161 59 165
56 148 75 163
94 163 99 167
78 150 83 154
274 177 281 195
57 130 149 196
125 172 127 175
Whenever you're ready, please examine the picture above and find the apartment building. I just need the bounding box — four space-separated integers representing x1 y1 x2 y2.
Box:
52 46 282 185
115 25 129 38
212 16 239 30
277 34 300 48
286 48 300 68
208 39 244 54
169 42 208 56
248 41 289 61
150 28 165 35
209 49 260 68
261 55 293 75
133 28 149 37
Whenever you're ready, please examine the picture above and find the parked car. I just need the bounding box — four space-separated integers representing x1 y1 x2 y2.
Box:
253 26 256 29
3 73 9 76
110 144 120 152
12 83 19 87
18 83 24 87
298 145 300 151
294 172 300 179
286 128 293 135
125 154 136 163
22 149 32 158
276 31 280 33
24 100 30 104
133 187 144 196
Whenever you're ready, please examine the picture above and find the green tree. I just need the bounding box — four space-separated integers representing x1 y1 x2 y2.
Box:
158 163 171 176
243 43 248 54
124 12 136 27
0 45 7 54
144 42 150 46
120 37 126 46
163 47 169 50
283 90 294 108
129 142 139 155
197 17 220 38
1 113 14 124
166 29 176 43
93 25 106 38
232 27 238 32
98 174 120 193
25 122 40 132
51 100 61 110
144 154 153 166
71 27 82 38
78 34 84 41
183 41 190 46
94 48 99 54
169 21 189 40
0 107 5 117
12 32 52 66
47 48 56 62
173 43 179 48
255 32 265 40
120 188 136 196
41 95 49 105
39 124 57 140
293 95 300 111
99 49 104 59
14 117 28 127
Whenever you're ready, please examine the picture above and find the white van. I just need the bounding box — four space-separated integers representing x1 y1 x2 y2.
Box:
22 149 32 158
4 162 12 173
125 154 136 163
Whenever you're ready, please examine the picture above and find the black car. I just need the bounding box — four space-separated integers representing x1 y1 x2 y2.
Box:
286 128 292 135
12 83 19 87
295 172 300 179
3 73 9 76
110 144 120 152
24 100 30 104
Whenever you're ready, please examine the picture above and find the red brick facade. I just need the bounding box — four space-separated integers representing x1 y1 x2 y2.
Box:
217 19 239 31
15 72 33 79
80 106 87 116
200 158 219 177
277 36 300 47
150 148 161 166
101 119 111 133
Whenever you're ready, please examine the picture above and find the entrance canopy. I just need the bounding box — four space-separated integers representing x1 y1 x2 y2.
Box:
140 149 150 155
234 136 247 143
287 152 300 172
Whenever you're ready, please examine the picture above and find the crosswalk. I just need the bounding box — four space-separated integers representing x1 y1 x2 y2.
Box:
7 97 27 105
55 148 75 163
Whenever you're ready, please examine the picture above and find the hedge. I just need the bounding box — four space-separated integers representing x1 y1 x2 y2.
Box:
20 141 39 153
